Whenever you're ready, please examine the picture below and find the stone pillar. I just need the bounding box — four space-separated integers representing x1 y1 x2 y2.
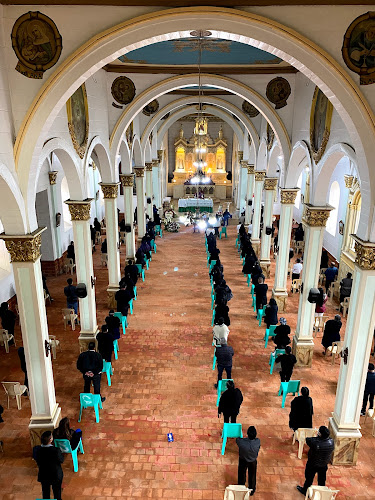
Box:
329 237 375 465
260 177 278 278
120 174 135 260
1 229 61 446
240 160 248 215
272 189 299 311
292 204 332 366
99 183 121 308
134 167 146 239
65 199 98 351
251 170 266 256
245 164 255 225
48 171 62 262
236 151 243 211
145 162 153 220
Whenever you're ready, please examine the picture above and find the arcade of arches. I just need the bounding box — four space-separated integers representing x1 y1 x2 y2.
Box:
0 3 375 499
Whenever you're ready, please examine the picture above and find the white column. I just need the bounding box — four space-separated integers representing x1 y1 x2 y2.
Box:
1 229 61 447
245 164 255 225
65 199 98 351
120 174 135 259
99 183 121 307
157 150 163 209
329 237 375 465
260 177 278 277
134 167 146 239
251 170 266 256
145 162 153 220
239 159 248 214
236 151 243 211
292 204 332 366
48 171 62 261
272 189 299 311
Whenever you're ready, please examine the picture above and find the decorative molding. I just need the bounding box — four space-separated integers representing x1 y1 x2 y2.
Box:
157 150 163 162
65 199 92 221
145 162 153 171
352 236 375 270
238 151 243 162
134 167 145 178
302 203 333 227
254 171 266 182
99 182 119 199
247 164 255 174
344 174 354 189
119 174 134 187
240 160 248 168
152 159 160 168
263 177 278 190
48 171 58 185
0 227 46 263
280 188 299 204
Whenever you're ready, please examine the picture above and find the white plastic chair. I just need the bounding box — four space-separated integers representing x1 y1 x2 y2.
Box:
63 258 76 275
62 308 79 331
296 241 305 254
291 279 302 293
95 231 101 244
328 281 340 304
2 382 29 410
0 329 16 353
364 408 375 437
44 289 51 305
101 253 108 267
224 485 252 500
340 297 350 318
313 315 329 338
120 231 126 244
327 341 344 365
292 428 318 459
49 335 61 359
305 485 339 499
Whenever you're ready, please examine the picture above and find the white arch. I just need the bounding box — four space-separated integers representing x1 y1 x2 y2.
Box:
140 96 259 155
257 140 268 171
85 136 113 183
111 74 289 168
144 140 152 163
285 140 313 189
12 7 375 239
268 143 281 177
0 163 27 234
131 136 143 166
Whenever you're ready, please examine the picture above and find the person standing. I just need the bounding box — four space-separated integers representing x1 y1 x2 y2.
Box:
214 338 234 388
213 317 229 346
105 310 121 340
254 277 268 312
339 272 353 304
33 431 64 500
222 209 232 226
324 262 338 293
321 315 342 355
276 346 297 382
264 298 278 328
66 240 75 263
289 386 314 431
64 278 78 315
76 342 105 402
0 302 16 338
218 380 243 423
17 346 28 388
291 258 303 281
96 325 114 363
296 426 334 495
236 425 260 496
115 283 132 317
361 363 375 416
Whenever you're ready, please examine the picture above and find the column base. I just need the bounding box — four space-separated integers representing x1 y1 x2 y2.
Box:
328 417 361 465
29 403 61 448
259 260 271 278
292 336 314 367
107 286 119 308
78 330 98 352
272 289 288 312
251 239 260 257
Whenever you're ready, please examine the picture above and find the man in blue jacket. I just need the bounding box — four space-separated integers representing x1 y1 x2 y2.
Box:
361 363 375 416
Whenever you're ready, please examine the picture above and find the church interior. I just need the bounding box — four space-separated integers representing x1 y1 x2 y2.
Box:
0 2 375 499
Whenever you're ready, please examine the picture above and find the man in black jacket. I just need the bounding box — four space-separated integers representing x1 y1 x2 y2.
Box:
124 259 138 285
64 278 78 314
77 342 105 402
215 338 234 387
361 363 375 416
105 310 121 340
115 283 132 316
339 272 353 304
254 277 268 311
275 346 297 382
33 430 64 500
297 425 334 495
96 325 114 363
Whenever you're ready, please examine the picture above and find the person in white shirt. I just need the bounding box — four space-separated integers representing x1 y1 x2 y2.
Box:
237 223 242 233
248 223 253 236
292 258 303 280
213 317 230 346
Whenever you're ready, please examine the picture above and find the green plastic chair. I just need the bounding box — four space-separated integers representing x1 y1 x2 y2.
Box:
212 351 217 371
133 285 137 301
113 339 119 360
246 274 252 287
54 438 84 472
129 298 134 315
216 379 234 406
145 257 150 270
221 423 243 455
114 312 127 335
207 252 211 267
150 239 157 253
102 360 113 386
78 393 103 423
264 325 277 348
257 305 267 327
211 308 216 327
219 226 227 239
211 291 216 310
209 260 217 272
278 380 300 408
136 264 145 282
269 349 285 374
155 225 162 238
235 235 239 247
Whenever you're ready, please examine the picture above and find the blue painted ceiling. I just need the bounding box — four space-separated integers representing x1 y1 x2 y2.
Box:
119 38 282 66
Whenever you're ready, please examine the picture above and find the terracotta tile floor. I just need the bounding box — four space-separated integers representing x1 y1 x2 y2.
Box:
0 225 374 499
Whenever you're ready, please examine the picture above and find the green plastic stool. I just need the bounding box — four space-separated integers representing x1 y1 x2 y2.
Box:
219 226 227 239
221 423 243 455
78 393 103 423
54 438 84 472
264 325 277 348
278 380 300 408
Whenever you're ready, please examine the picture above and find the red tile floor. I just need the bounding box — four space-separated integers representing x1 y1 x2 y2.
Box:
0 225 374 499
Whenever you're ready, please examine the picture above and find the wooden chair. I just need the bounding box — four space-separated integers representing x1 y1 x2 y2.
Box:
305 486 339 500
0 329 16 353
313 315 329 337
49 335 61 360
364 408 375 437
101 253 108 267
340 297 350 318
62 308 79 331
63 258 76 275
328 281 340 304
2 382 29 410
224 485 253 499
327 341 344 364
291 279 302 293
292 428 318 459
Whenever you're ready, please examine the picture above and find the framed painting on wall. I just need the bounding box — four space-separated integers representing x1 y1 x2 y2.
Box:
310 86 333 163
66 83 89 159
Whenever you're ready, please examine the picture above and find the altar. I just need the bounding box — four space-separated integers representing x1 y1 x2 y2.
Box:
178 198 213 213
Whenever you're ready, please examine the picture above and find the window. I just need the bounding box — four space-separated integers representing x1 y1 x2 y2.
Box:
326 181 340 235
61 177 72 230
295 173 302 209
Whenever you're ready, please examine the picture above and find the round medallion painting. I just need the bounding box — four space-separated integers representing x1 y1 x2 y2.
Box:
143 99 159 116
266 77 291 109
111 76 136 105
242 101 260 118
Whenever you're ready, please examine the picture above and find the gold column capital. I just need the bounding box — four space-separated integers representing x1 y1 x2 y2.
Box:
157 150 163 162
48 171 58 185
1 227 46 263
247 164 255 174
280 188 299 204
65 199 93 221
152 159 160 168
302 204 333 227
352 236 375 270
238 151 243 161
344 175 354 189
240 160 248 168
254 170 266 182
134 167 145 178
145 162 153 171
119 174 134 187
263 177 278 190
99 182 119 199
